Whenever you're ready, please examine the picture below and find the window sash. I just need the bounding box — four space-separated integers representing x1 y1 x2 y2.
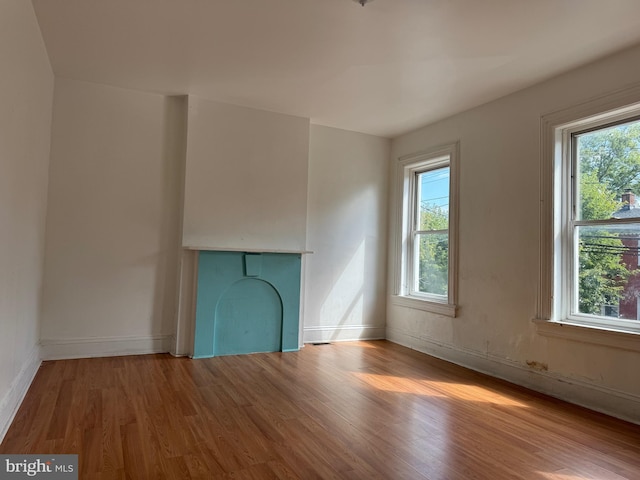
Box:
413 167 450 232
568 220 640 328
408 165 450 299
409 230 449 298
566 121 640 327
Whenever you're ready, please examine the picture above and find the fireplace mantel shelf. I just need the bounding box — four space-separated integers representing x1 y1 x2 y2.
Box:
183 245 313 255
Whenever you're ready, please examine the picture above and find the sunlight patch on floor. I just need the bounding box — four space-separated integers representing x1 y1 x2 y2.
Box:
424 380 529 407
536 471 587 479
352 372 446 396
352 372 529 407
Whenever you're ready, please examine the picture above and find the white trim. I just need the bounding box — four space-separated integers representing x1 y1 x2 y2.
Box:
539 84 640 320
40 335 172 360
174 249 198 357
386 329 640 425
299 254 308 349
0 346 41 443
389 295 457 317
533 319 640 352
183 246 313 254
303 324 385 343
392 142 459 317
538 83 640 341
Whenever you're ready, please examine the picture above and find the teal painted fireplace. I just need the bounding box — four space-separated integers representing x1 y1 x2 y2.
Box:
193 251 301 358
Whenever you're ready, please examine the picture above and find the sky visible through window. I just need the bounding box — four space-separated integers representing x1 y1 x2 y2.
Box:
420 167 449 215
416 166 450 296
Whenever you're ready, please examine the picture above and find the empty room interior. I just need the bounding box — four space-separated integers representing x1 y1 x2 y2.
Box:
2 0 640 478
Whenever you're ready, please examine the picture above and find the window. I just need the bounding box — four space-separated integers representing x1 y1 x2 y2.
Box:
411 165 450 297
569 119 640 328
538 92 640 343
392 143 459 317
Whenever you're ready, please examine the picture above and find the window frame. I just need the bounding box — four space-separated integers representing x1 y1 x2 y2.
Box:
391 143 459 317
560 119 640 331
537 87 640 349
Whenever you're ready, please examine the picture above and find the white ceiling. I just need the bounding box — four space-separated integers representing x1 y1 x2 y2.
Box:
32 0 640 138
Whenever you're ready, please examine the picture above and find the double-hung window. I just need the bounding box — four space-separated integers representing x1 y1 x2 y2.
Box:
539 94 640 343
393 143 459 317
411 164 450 297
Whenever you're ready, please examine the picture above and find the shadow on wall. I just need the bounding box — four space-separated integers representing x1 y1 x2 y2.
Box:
319 240 366 342
307 235 386 343
151 96 187 338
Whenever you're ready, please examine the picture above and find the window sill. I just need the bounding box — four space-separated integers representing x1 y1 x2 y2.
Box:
533 318 640 352
390 295 457 317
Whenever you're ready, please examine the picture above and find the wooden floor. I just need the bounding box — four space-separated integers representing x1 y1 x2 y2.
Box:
2 341 639 479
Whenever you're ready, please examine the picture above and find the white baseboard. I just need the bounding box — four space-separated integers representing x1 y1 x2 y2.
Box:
40 334 173 360
0 346 41 443
386 327 640 425
303 324 385 344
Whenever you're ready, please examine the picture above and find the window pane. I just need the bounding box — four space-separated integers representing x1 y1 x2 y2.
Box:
417 167 449 230
575 120 640 221
577 224 640 320
415 233 448 296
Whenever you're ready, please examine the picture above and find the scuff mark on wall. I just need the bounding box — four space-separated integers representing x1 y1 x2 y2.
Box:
526 360 549 371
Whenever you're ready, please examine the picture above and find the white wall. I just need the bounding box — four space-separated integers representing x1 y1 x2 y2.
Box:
40 79 185 359
304 125 390 343
182 97 310 252
0 0 53 439
388 44 640 423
